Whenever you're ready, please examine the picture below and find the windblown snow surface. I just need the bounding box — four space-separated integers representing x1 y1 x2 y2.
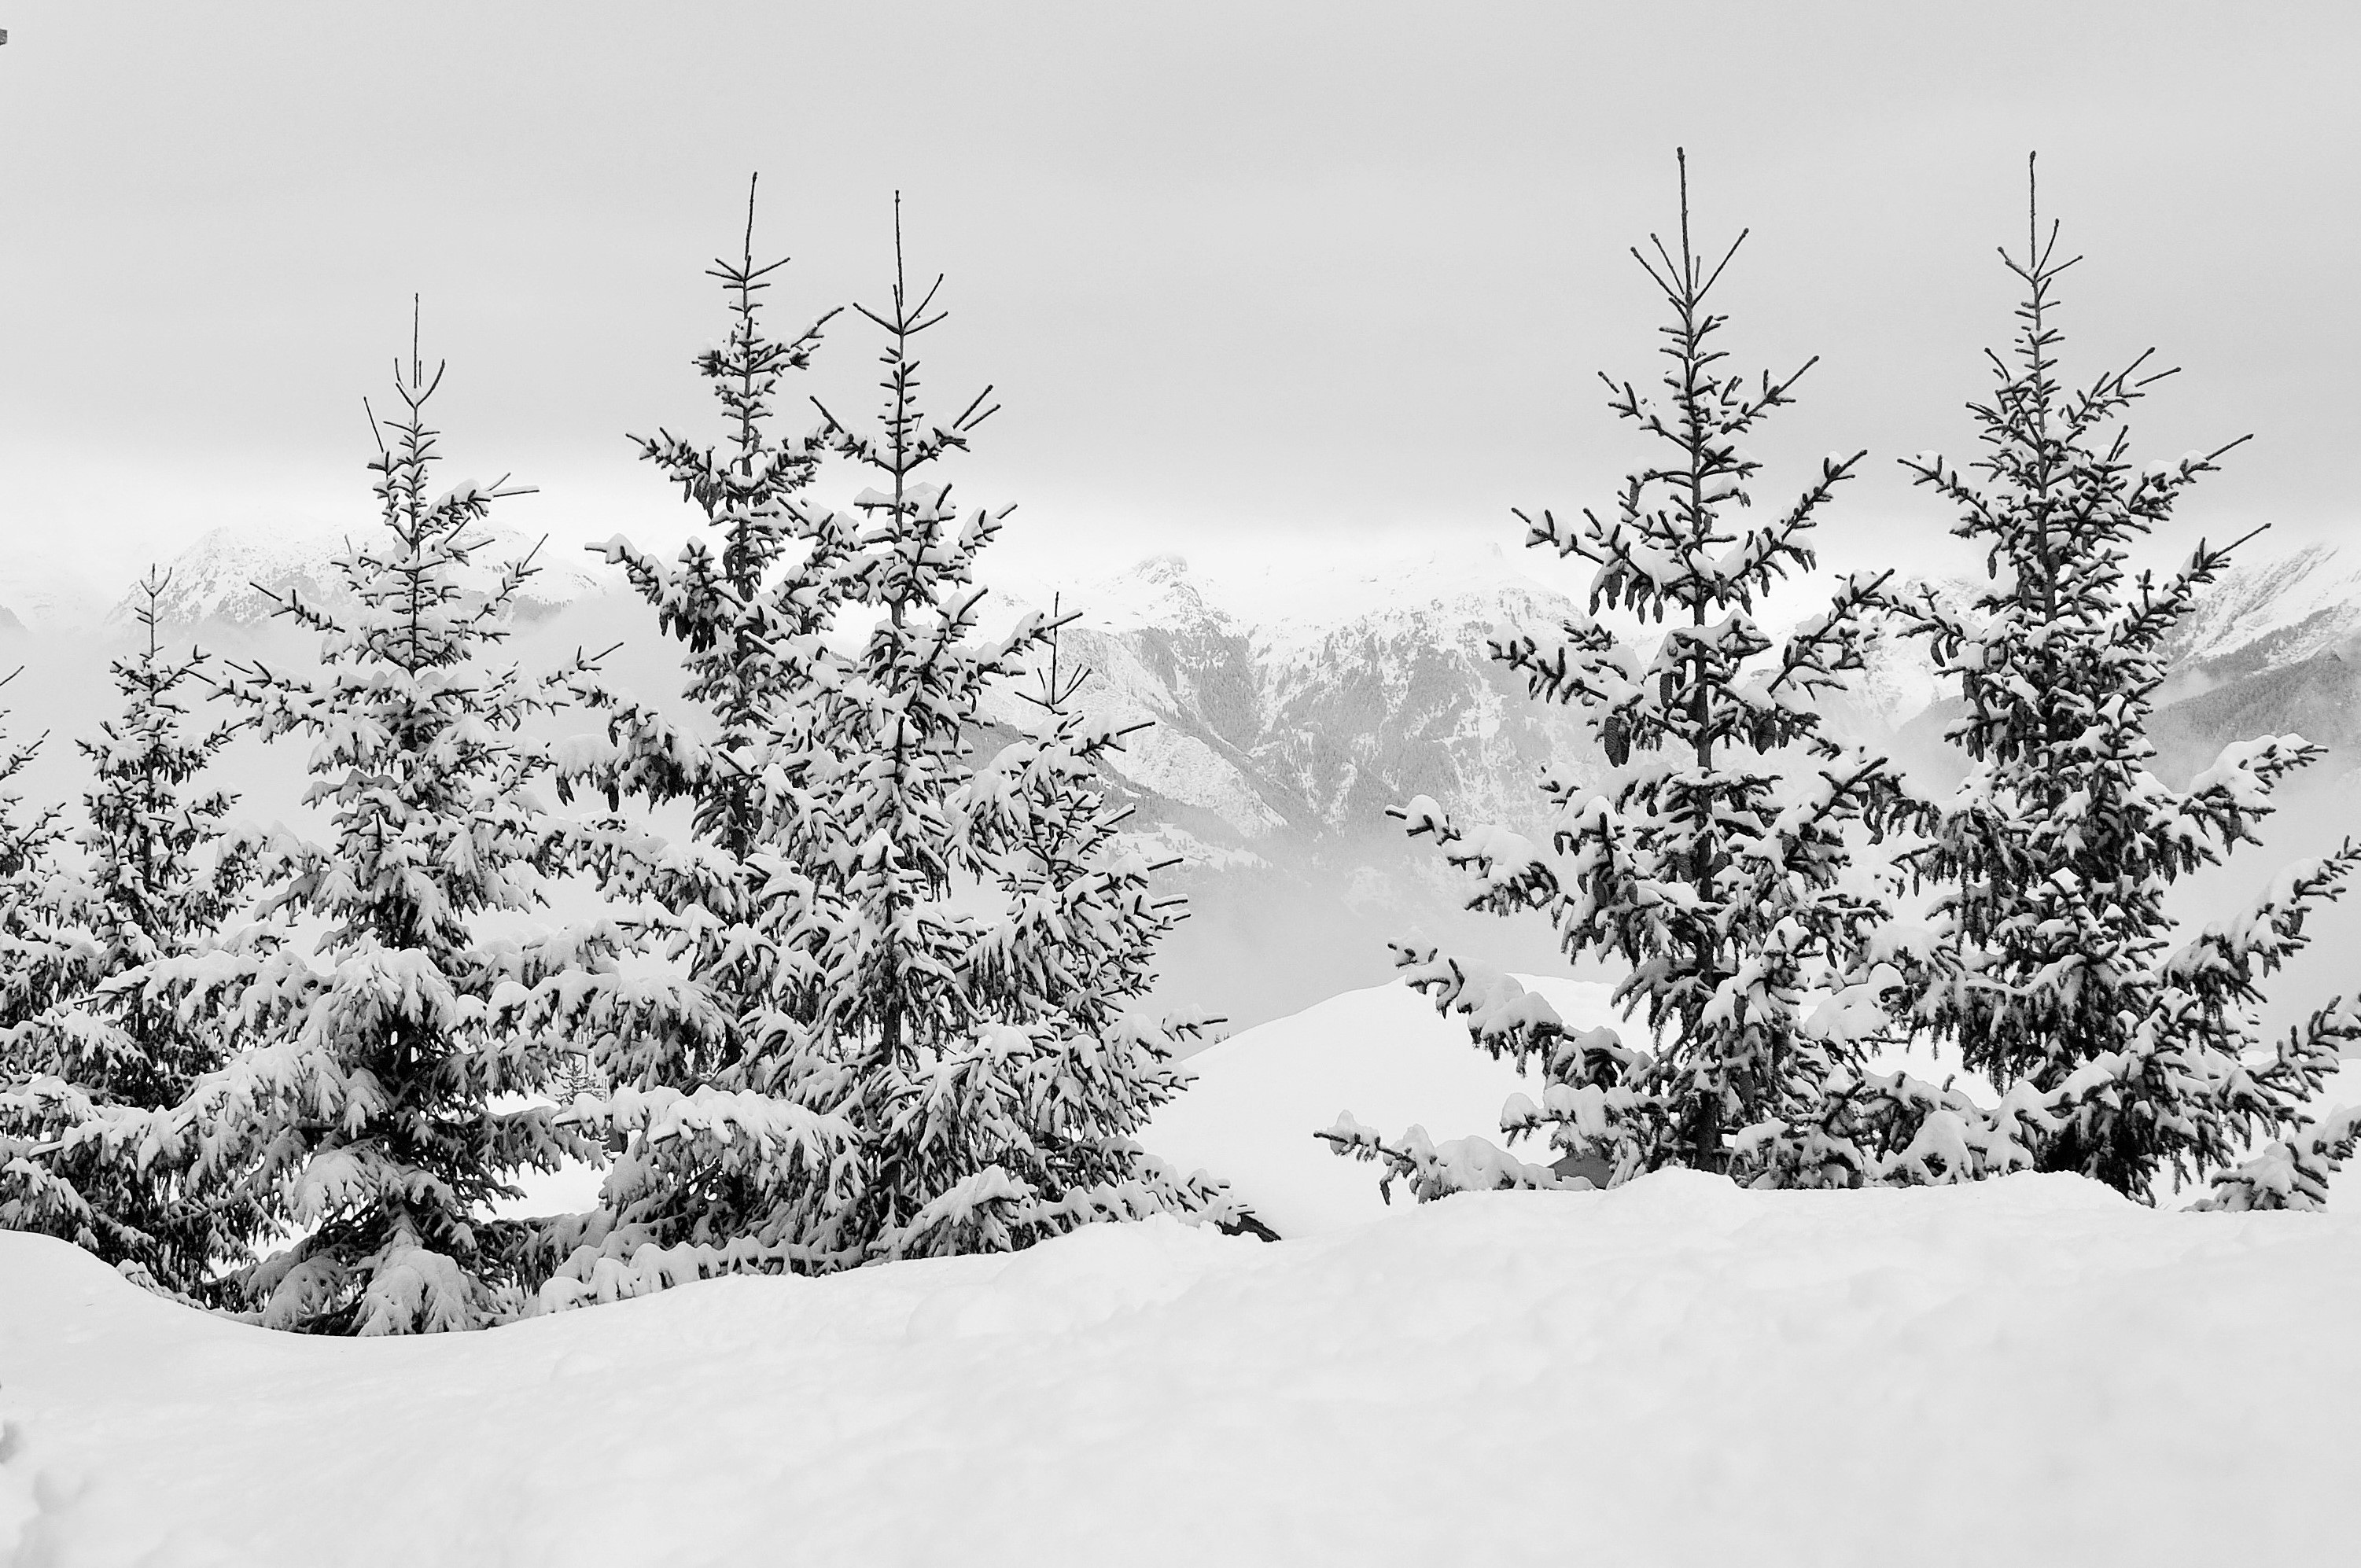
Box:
7 981 2361 1567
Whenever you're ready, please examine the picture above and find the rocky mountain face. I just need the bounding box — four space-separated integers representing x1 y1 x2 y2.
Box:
2153 649 2358 772
987 550 1598 856
974 548 1608 1025
53 525 2357 838
2146 543 2361 780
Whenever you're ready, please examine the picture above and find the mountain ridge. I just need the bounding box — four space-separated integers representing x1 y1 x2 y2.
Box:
11 521 2350 1030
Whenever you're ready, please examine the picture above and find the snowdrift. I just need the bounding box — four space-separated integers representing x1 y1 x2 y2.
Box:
9 1172 2361 1567
14 978 2361 1564
1140 975 1615 1236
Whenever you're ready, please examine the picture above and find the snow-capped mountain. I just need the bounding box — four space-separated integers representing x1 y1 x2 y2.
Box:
120 522 623 628
989 545 1600 852
2138 540 2361 774
2162 541 2361 673
1858 541 2361 784
30 521 2355 1028
69 522 2361 841
976 546 1610 1026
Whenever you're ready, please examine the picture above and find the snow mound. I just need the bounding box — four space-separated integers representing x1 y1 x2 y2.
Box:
1146 976 1614 1237
8 1174 2361 1566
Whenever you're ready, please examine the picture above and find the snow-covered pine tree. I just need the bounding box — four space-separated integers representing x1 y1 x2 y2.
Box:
530 181 867 1297
0 673 83 1046
119 324 705 1332
0 576 261 1295
0 675 105 1257
1882 156 2361 1205
540 198 1232 1301
943 595 1236 1242
1324 151 1936 1196
791 199 1234 1258
588 174 839 864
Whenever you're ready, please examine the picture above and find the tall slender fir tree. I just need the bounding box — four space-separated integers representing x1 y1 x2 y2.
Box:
0 679 104 1261
1324 153 1952 1198
540 197 1232 1303
780 197 1231 1257
534 179 869 1294
1881 157 2361 1206
951 598 1221 1232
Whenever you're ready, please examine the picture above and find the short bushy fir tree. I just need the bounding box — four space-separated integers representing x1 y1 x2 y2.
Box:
1882 158 2361 1206
0 578 260 1294
124 329 674 1332
1325 153 1942 1196
541 197 1231 1301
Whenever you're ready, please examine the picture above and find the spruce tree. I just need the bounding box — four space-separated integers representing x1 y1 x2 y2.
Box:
0 681 104 1257
1325 152 1931 1196
540 199 1232 1301
908 598 1230 1248
587 174 838 864
0 675 83 1042
532 181 867 1297
1883 157 2361 1205
125 326 697 1331
790 199 1230 1257
0 580 261 1294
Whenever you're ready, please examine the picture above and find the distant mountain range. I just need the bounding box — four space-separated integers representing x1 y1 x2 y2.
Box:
985 547 1597 852
113 523 624 629
3 522 2352 1028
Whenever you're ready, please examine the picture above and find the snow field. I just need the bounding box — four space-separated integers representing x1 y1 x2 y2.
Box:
7 1172 2361 1566
1140 974 1614 1236
13 976 2361 1566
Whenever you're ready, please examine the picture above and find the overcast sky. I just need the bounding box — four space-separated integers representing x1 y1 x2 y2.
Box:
2 2 2353 601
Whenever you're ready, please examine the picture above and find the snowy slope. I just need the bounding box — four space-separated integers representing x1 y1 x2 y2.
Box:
10 1175 2361 1566
2164 539 2361 672
1143 975 1615 1237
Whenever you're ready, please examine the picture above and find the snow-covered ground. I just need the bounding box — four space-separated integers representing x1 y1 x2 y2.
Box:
11 1170 2361 1566
9 977 2361 1567
1142 974 1610 1236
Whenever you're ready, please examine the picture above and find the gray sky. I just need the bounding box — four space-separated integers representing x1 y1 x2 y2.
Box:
2 2 2354 599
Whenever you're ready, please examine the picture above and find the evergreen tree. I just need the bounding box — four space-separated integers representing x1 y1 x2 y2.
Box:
1881 157 2361 1205
532 180 870 1296
0 580 261 1294
587 173 839 865
123 326 694 1332
0 679 104 1257
899 597 1231 1250
0 678 84 1042
786 199 1231 1257
1325 152 1938 1197
540 198 1232 1302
